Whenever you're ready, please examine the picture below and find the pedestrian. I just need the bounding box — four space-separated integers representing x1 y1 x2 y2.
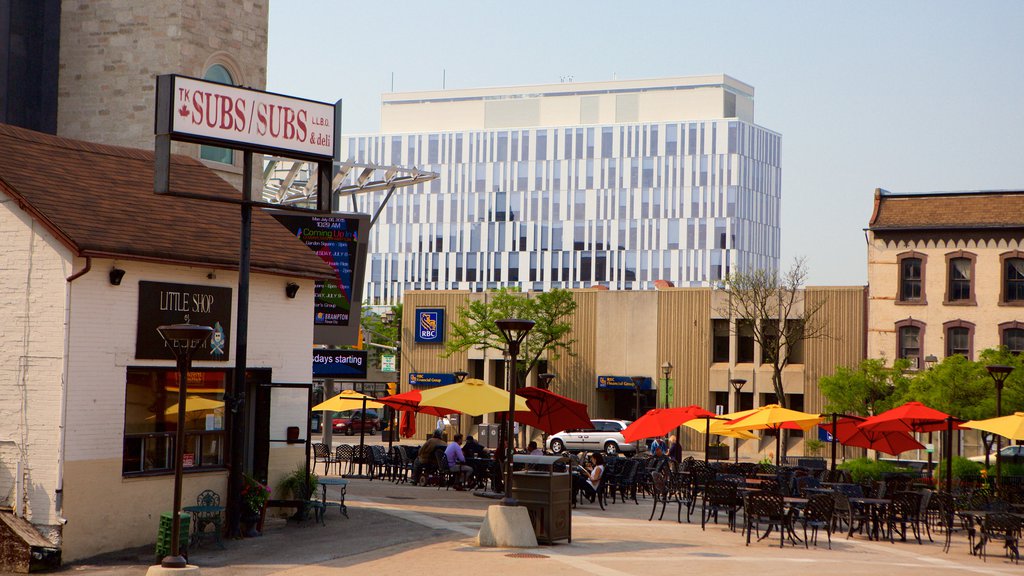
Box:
648 436 667 456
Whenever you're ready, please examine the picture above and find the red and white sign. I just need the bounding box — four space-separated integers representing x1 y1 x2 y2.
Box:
169 76 335 159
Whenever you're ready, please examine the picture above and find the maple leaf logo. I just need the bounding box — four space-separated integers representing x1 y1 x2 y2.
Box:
178 104 189 118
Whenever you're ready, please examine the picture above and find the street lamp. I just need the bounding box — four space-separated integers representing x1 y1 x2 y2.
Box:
156 323 213 570
453 370 469 435
495 318 534 506
661 361 673 409
729 378 747 463
537 372 556 390
629 376 644 421
987 364 1014 493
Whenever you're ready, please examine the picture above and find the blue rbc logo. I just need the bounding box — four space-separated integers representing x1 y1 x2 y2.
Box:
415 308 445 343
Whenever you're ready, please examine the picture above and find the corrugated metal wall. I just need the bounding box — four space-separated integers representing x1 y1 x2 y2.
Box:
657 288 712 450
803 287 867 414
550 290 599 412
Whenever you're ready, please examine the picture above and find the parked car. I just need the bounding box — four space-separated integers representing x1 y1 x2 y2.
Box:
546 419 637 455
968 444 1024 464
332 409 379 435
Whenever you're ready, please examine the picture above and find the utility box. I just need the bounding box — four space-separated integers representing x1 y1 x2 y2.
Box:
511 455 572 544
0 512 61 573
478 423 502 450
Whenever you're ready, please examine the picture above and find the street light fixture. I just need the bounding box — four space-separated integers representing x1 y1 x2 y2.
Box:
987 364 1014 493
661 361 673 409
729 379 747 463
630 376 644 422
537 372 556 390
156 323 213 570
454 370 469 383
495 318 534 506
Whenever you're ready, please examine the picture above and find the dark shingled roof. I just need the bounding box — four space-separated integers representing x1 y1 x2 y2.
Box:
0 123 333 278
868 188 1024 231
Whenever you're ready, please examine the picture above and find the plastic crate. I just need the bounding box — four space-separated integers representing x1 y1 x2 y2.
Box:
155 512 191 560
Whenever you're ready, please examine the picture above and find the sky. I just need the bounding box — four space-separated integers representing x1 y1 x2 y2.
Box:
267 1 1024 286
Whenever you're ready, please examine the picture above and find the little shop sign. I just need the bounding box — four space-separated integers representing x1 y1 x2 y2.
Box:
156 74 336 160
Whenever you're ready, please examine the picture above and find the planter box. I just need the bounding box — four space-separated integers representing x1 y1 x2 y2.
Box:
707 445 729 460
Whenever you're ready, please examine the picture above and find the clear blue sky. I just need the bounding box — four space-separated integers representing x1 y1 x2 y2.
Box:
268 1 1024 286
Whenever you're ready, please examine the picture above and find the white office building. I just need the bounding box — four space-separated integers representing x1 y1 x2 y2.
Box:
343 75 781 305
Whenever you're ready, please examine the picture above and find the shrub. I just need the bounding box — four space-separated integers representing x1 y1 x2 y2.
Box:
934 457 983 480
837 458 913 483
278 465 319 500
987 462 1024 477
804 439 824 457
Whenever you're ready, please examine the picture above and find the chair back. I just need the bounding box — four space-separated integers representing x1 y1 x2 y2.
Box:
832 483 864 499
803 493 834 523
336 444 354 463
743 490 785 521
313 442 331 460
197 489 220 507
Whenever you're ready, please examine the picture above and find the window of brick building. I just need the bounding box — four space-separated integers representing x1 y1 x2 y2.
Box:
943 320 974 359
944 251 976 305
736 320 755 364
712 319 730 363
1001 252 1024 305
897 252 926 304
1000 321 1024 354
895 319 925 369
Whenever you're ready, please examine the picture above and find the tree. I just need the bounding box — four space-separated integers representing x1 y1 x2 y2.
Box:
717 258 828 408
819 358 913 416
360 303 401 368
443 288 577 386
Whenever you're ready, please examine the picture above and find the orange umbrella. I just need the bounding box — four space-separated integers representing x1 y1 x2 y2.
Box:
622 405 717 443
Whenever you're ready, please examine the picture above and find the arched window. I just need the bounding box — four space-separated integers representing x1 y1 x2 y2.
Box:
1000 321 1024 355
1001 253 1024 304
943 320 975 360
895 319 925 369
199 64 234 165
944 251 976 305
896 251 926 304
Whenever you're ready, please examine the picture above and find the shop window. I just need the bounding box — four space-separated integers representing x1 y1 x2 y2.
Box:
944 251 976 305
1000 322 1024 354
736 320 755 364
123 367 228 475
199 64 235 165
895 319 925 370
1001 252 1024 305
943 320 974 359
897 252 926 304
712 319 729 363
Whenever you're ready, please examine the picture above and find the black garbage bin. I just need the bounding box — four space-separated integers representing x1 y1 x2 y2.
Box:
511 454 572 544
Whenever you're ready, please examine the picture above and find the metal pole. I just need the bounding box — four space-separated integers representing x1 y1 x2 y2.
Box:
996 384 1003 494
704 418 710 463
945 417 953 495
503 344 520 505
830 414 838 471
165 354 189 568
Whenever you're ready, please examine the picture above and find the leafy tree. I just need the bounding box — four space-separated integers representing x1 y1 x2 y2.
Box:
904 354 993 421
360 303 402 367
717 258 828 408
443 288 576 385
819 358 913 416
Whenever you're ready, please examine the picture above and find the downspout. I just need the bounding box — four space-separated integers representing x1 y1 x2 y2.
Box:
57 255 90 524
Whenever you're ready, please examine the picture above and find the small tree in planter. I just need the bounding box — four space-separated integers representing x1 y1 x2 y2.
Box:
804 439 824 457
278 466 319 521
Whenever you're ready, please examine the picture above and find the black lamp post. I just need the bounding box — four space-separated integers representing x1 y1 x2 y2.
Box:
495 318 534 506
453 370 468 435
661 361 673 409
729 378 747 463
924 355 938 478
156 323 213 569
537 372 556 390
987 364 1014 494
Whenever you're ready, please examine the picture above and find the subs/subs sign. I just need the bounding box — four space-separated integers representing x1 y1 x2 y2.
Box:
156 74 335 160
414 308 445 343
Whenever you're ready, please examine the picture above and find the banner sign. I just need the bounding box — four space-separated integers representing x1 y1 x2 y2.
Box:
135 281 232 361
817 426 834 443
597 376 653 390
414 308 446 343
160 75 335 160
313 349 367 379
409 373 458 387
271 212 369 344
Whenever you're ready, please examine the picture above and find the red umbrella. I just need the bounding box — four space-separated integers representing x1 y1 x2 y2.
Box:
514 387 593 435
399 410 416 439
833 415 925 456
622 405 717 443
857 401 957 433
378 390 457 417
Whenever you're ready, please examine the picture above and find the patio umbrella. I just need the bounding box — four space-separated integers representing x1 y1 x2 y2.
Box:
622 405 716 443
859 401 958 493
378 389 457 417
514 386 593 435
399 410 417 439
961 412 1024 441
419 378 528 417
833 414 924 456
723 404 823 465
164 396 224 414
683 409 759 440
311 389 384 412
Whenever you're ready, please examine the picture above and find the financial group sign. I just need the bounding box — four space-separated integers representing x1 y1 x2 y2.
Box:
414 308 445 343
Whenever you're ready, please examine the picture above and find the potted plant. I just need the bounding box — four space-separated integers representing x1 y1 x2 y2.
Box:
241 473 271 536
278 466 319 521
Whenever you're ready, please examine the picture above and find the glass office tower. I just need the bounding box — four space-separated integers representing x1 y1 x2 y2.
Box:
343 75 780 306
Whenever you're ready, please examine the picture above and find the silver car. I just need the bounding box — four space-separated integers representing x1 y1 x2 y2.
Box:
546 419 637 455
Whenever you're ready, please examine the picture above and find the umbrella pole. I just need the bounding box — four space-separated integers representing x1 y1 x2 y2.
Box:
775 427 781 466
831 413 838 472
945 417 953 494
358 397 367 476
704 418 710 464
387 407 395 453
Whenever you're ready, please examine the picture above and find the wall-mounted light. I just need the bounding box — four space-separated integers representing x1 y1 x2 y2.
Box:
207 271 217 280
109 268 126 286
285 282 300 299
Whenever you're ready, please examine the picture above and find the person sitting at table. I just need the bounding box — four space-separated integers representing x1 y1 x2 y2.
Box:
527 441 544 456
415 431 447 484
462 435 488 458
648 436 667 456
445 433 473 489
572 453 605 503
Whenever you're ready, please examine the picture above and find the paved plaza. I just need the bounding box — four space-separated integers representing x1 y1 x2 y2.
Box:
40 456 1022 576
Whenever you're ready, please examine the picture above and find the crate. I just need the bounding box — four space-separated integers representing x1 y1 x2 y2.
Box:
155 511 191 561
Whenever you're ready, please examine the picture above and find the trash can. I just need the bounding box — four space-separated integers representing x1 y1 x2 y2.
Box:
155 511 191 562
479 423 502 450
510 454 572 544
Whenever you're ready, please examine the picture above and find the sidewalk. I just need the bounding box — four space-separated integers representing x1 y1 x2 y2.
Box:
37 474 1023 576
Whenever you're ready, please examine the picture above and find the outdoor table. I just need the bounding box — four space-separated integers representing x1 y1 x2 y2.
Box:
182 504 224 548
318 477 349 519
467 457 498 491
848 497 890 541
956 510 1024 555
802 487 834 495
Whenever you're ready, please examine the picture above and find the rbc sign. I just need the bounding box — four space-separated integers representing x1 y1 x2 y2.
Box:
415 308 445 343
